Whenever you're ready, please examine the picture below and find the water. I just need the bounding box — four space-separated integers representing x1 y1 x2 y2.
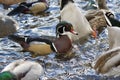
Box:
0 0 120 80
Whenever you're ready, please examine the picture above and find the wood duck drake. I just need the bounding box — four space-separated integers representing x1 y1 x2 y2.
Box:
7 0 48 16
0 59 44 80
0 13 19 38
60 0 97 44
8 21 78 56
0 0 26 9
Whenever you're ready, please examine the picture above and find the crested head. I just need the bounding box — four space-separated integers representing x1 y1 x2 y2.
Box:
56 21 78 37
60 0 74 10
0 71 17 80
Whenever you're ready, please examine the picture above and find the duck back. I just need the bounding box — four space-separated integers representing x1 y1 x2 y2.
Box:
29 2 48 15
108 27 120 49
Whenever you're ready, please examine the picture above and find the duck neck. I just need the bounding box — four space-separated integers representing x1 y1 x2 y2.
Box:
60 0 74 10
97 0 108 9
0 71 17 80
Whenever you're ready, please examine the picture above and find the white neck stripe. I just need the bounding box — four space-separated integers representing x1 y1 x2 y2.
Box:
52 43 58 52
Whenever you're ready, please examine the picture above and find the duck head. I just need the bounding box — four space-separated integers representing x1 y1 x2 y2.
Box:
0 71 17 80
60 0 74 10
56 21 78 38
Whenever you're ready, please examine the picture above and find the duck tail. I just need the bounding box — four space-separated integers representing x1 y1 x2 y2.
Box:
8 35 28 45
7 2 29 16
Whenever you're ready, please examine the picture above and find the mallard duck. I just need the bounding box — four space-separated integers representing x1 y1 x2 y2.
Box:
0 59 44 80
60 0 97 44
94 47 120 76
86 10 113 34
0 13 19 38
8 21 78 56
7 0 48 16
85 0 111 34
0 0 26 9
85 0 109 20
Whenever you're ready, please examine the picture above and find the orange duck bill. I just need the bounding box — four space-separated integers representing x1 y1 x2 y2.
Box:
91 28 97 38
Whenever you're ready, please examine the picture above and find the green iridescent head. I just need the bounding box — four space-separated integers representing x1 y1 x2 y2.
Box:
0 71 17 80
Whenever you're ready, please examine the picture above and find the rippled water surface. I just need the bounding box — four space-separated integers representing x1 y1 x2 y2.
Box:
0 0 120 80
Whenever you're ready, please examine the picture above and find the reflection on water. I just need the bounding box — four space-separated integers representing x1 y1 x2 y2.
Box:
0 0 120 80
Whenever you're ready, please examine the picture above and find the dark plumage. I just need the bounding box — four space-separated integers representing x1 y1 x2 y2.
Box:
105 12 120 27
60 0 74 10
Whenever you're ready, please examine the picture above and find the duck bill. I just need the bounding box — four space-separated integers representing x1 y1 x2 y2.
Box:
70 29 78 35
91 29 97 38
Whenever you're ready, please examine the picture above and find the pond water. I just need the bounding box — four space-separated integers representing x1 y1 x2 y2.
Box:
0 0 120 80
